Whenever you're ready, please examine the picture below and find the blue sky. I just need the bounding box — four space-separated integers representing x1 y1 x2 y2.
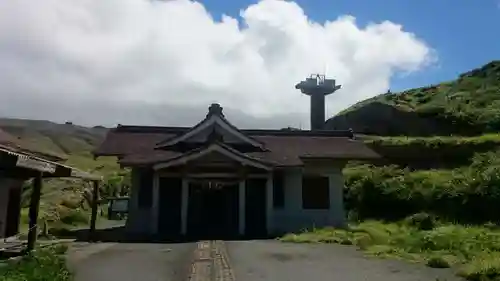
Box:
201 0 500 91
2 0 498 126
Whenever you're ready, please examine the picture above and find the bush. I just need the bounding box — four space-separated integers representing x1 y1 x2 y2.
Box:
344 149 500 224
0 245 71 281
48 227 74 238
426 256 452 268
59 198 81 209
404 212 437 230
59 209 88 225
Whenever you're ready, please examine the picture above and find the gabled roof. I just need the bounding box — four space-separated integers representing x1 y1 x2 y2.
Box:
100 132 380 167
155 104 266 152
93 103 381 167
153 142 272 171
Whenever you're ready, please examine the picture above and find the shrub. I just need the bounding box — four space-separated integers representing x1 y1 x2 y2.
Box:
0 245 71 281
59 209 88 225
59 198 81 209
426 255 452 268
344 149 500 224
48 227 74 238
404 212 437 230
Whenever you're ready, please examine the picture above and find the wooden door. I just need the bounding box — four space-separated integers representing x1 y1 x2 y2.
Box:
158 177 182 237
245 178 267 237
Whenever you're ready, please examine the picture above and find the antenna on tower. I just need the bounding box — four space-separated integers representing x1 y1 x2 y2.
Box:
295 72 341 131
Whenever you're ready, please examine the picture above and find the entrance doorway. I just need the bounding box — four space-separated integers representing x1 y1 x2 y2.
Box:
158 177 182 237
187 179 239 238
245 178 267 237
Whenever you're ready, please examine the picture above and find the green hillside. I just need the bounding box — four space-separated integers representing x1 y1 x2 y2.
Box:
329 61 500 224
327 60 500 136
0 119 125 231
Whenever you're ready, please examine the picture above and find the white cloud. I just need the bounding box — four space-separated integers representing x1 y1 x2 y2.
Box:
0 0 433 128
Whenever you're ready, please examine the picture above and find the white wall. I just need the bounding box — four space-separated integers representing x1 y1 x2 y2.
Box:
125 169 153 234
125 164 347 236
270 165 346 234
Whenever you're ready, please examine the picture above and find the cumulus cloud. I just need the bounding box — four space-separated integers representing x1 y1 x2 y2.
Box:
0 0 433 128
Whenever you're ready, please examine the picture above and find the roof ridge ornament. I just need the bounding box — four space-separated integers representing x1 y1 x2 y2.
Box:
154 103 267 152
207 103 224 118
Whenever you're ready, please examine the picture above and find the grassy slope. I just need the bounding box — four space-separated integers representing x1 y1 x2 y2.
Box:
327 60 500 136
0 119 122 229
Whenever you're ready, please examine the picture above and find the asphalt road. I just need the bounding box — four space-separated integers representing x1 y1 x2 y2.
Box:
227 240 462 281
68 240 461 281
68 242 195 281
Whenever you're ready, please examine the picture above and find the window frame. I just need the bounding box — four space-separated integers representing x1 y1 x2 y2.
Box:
137 169 153 208
301 175 330 210
272 170 285 209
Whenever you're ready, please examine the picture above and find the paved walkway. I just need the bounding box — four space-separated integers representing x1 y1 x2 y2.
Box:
68 240 461 281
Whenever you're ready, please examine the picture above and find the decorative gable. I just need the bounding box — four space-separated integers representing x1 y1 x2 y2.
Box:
155 103 266 152
153 142 272 171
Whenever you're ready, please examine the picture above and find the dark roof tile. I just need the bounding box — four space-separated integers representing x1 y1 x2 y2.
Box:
98 126 379 167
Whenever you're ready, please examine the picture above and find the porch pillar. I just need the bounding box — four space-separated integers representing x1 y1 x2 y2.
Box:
328 171 346 227
238 179 246 236
181 178 189 235
89 180 100 241
27 173 42 252
151 173 160 234
265 173 273 235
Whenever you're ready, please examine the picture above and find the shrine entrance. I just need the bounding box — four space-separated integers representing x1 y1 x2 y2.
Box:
187 178 239 238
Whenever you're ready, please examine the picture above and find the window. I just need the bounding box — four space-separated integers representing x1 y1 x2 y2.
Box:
273 171 285 208
138 169 153 208
302 175 329 209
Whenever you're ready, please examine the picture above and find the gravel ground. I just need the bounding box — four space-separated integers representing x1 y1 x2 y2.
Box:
68 242 195 281
226 240 462 281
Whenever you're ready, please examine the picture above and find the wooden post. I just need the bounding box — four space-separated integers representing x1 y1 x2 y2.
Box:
27 173 42 252
238 179 246 236
266 173 273 235
181 178 189 235
89 180 99 241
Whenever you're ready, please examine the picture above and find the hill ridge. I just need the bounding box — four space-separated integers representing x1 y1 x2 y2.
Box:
326 60 500 136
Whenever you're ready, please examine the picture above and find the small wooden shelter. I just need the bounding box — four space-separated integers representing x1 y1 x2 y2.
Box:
0 129 101 252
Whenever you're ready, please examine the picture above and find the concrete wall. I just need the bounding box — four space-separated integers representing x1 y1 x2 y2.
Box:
270 166 346 234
